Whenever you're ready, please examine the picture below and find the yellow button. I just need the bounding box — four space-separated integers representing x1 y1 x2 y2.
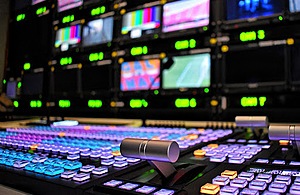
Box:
112 151 121 156
221 170 237 179
279 140 289 145
200 183 220 194
207 144 218 149
194 149 206 156
188 134 198 140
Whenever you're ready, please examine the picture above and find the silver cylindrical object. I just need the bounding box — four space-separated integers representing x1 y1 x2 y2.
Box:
120 138 180 163
269 125 300 141
235 116 269 127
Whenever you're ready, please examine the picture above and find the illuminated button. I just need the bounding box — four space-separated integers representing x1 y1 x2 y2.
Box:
90 152 101 158
241 153 253 159
272 160 285 165
230 178 248 188
113 160 128 167
111 150 121 156
92 167 108 175
210 155 226 162
13 160 30 168
268 182 287 193
295 177 300 185
212 176 230 186
262 145 270 149
73 173 90 182
44 166 64 176
54 159 69 167
255 159 269 164
80 165 95 173
256 174 272 183
279 140 289 145
208 144 218 149
228 153 240 158
118 183 139 190
227 139 236 143
194 149 206 156
248 140 257 143
240 188 259 195
61 170 77 179
101 153 114 159
219 186 239 195
290 161 300 165
228 157 245 164
25 163 38 171
135 186 157 194
127 158 140 163
237 139 246 143
44 158 56 165
101 159 115 166
249 180 267 190
290 184 300 194
201 146 213 151
200 183 220 194
154 189 175 195
238 172 254 181
221 170 237 179
274 175 291 185
34 164 50 174
115 155 127 161
64 161 82 170
103 180 123 187
67 154 80 160
32 156 48 163
259 140 269 144
262 191 280 195
205 151 217 157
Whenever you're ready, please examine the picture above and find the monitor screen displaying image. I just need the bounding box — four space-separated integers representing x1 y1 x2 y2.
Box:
121 6 161 39
57 0 83 12
290 0 300 12
163 53 211 89
32 0 46 5
163 0 210 33
22 72 44 96
82 17 114 47
121 59 160 91
55 25 81 52
226 0 283 21
6 81 17 98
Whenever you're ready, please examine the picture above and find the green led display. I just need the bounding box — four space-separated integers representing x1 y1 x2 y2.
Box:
3 80 6 84
130 99 148 108
241 96 267 107
154 90 159 95
17 82 21 88
24 63 31 70
30 100 42 108
36 6 47 15
131 46 148 56
91 6 106 16
60 57 72 65
204 88 209 93
14 101 19 108
88 100 102 108
175 98 197 108
175 39 196 50
16 14 25 22
89 52 104 62
62 15 75 23
59 100 71 108
240 30 265 42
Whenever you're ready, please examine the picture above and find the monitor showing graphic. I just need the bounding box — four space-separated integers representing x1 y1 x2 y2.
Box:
57 0 83 12
163 0 210 33
55 25 81 52
121 59 160 91
290 0 300 12
32 0 46 5
163 54 210 89
82 17 114 47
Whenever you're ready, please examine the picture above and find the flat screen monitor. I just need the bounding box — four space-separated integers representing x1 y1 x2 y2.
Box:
57 0 83 12
290 0 300 12
55 25 81 52
291 44 300 82
121 6 161 39
163 53 211 89
225 46 285 84
6 81 17 98
32 0 46 5
226 0 283 21
121 59 160 91
22 72 44 95
82 17 114 47
163 0 210 33
54 69 78 93
82 65 110 91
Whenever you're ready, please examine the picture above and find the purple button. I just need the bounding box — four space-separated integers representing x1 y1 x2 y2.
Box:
230 178 248 188
220 186 239 195
249 180 267 190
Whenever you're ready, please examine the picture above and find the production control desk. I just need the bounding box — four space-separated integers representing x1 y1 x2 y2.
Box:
0 121 298 195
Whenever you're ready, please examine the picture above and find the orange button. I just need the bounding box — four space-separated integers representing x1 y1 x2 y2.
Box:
188 134 198 140
152 136 160 140
198 128 205 133
279 140 289 145
30 144 39 150
112 151 121 156
200 183 220 194
58 132 65 137
84 126 90 130
194 149 206 156
221 170 237 179
207 144 218 149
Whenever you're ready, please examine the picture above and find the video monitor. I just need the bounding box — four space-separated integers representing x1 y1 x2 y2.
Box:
290 0 300 12
121 6 161 39
163 53 211 89
22 72 44 95
82 17 114 47
54 69 78 93
82 65 110 92
6 81 17 98
32 0 46 5
163 0 210 33
57 0 83 12
55 25 81 52
291 44 300 82
226 0 283 21
121 59 160 91
225 46 285 85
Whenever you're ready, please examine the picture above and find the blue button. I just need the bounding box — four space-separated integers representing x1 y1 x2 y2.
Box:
249 180 267 190
73 173 90 182
127 158 140 163
32 156 48 163
230 178 248 188
13 160 30 168
67 154 80 160
220 186 239 195
101 159 115 166
25 163 38 171
256 174 272 183
118 183 140 190
262 191 280 195
268 182 287 193
240 188 259 195
238 172 254 181
290 161 300 165
290 184 300 194
228 157 245 164
80 165 95 173
61 170 77 179
154 189 175 195
44 158 56 165
113 161 128 168
212 176 230 186
92 167 108 175
255 159 269 164
44 166 64 176
135 186 157 194
34 164 50 174
64 161 82 170
103 180 123 187
272 160 285 165
274 175 291 185
210 155 226 162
